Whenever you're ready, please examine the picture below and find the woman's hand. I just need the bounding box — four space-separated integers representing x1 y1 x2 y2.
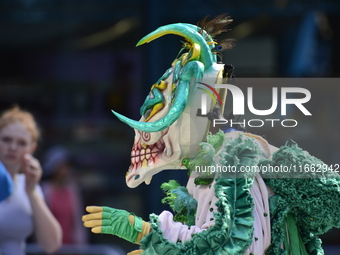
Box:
23 154 42 194
24 152 62 252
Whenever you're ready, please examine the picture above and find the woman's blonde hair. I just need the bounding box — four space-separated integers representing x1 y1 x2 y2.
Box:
0 106 40 143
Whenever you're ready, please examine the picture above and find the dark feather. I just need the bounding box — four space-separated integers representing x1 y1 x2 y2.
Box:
217 38 235 51
197 14 233 38
197 14 234 61
214 38 235 60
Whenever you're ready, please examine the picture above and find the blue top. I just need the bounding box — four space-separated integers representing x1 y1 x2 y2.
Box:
0 161 13 202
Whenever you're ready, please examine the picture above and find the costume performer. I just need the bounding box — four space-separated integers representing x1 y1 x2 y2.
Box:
83 15 340 255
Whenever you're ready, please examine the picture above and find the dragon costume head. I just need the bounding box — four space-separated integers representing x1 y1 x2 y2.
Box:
112 15 234 188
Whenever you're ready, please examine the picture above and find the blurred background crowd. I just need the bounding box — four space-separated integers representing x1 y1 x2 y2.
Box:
0 0 340 254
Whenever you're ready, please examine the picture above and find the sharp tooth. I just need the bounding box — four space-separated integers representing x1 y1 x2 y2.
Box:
145 176 152 185
131 157 135 164
131 150 135 157
142 159 148 167
165 148 172 156
141 142 147 149
145 154 151 159
136 155 140 163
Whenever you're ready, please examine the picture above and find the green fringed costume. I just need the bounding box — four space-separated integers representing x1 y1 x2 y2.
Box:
140 131 340 255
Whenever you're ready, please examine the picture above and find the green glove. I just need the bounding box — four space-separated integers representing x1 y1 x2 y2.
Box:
82 206 149 244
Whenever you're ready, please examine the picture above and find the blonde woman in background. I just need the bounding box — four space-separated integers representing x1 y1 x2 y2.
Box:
0 106 62 255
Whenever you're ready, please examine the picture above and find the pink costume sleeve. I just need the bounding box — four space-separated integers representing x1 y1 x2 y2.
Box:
158 173 272 253
245 172 272 254
158 132 275 254
158 211 204 243
158 182 220 244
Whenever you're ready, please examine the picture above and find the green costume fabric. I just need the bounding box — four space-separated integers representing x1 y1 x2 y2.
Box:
140 134 262 254
140 177 255 255
282 214 308 255
160 180 198 226
261 143 340 255
139 133 340 255
101 206 142 243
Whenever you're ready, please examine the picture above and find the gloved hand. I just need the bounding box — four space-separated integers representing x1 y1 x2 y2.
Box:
82 206 150 244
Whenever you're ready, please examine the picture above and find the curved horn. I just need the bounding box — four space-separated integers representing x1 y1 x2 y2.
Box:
181 24 216 49
112 78 190 132
137 23 216 70
112 24 210 132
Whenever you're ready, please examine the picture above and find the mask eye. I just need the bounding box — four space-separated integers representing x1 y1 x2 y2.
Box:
144 103 165 122
144 108 152 120
154 80 167 90
140 88 164 116
140 80 168 121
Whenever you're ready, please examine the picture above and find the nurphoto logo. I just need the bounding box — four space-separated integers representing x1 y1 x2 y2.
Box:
200 84 312 128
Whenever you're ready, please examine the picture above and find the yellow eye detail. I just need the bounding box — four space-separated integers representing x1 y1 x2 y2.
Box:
145 103 165 122
154 80 167 90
